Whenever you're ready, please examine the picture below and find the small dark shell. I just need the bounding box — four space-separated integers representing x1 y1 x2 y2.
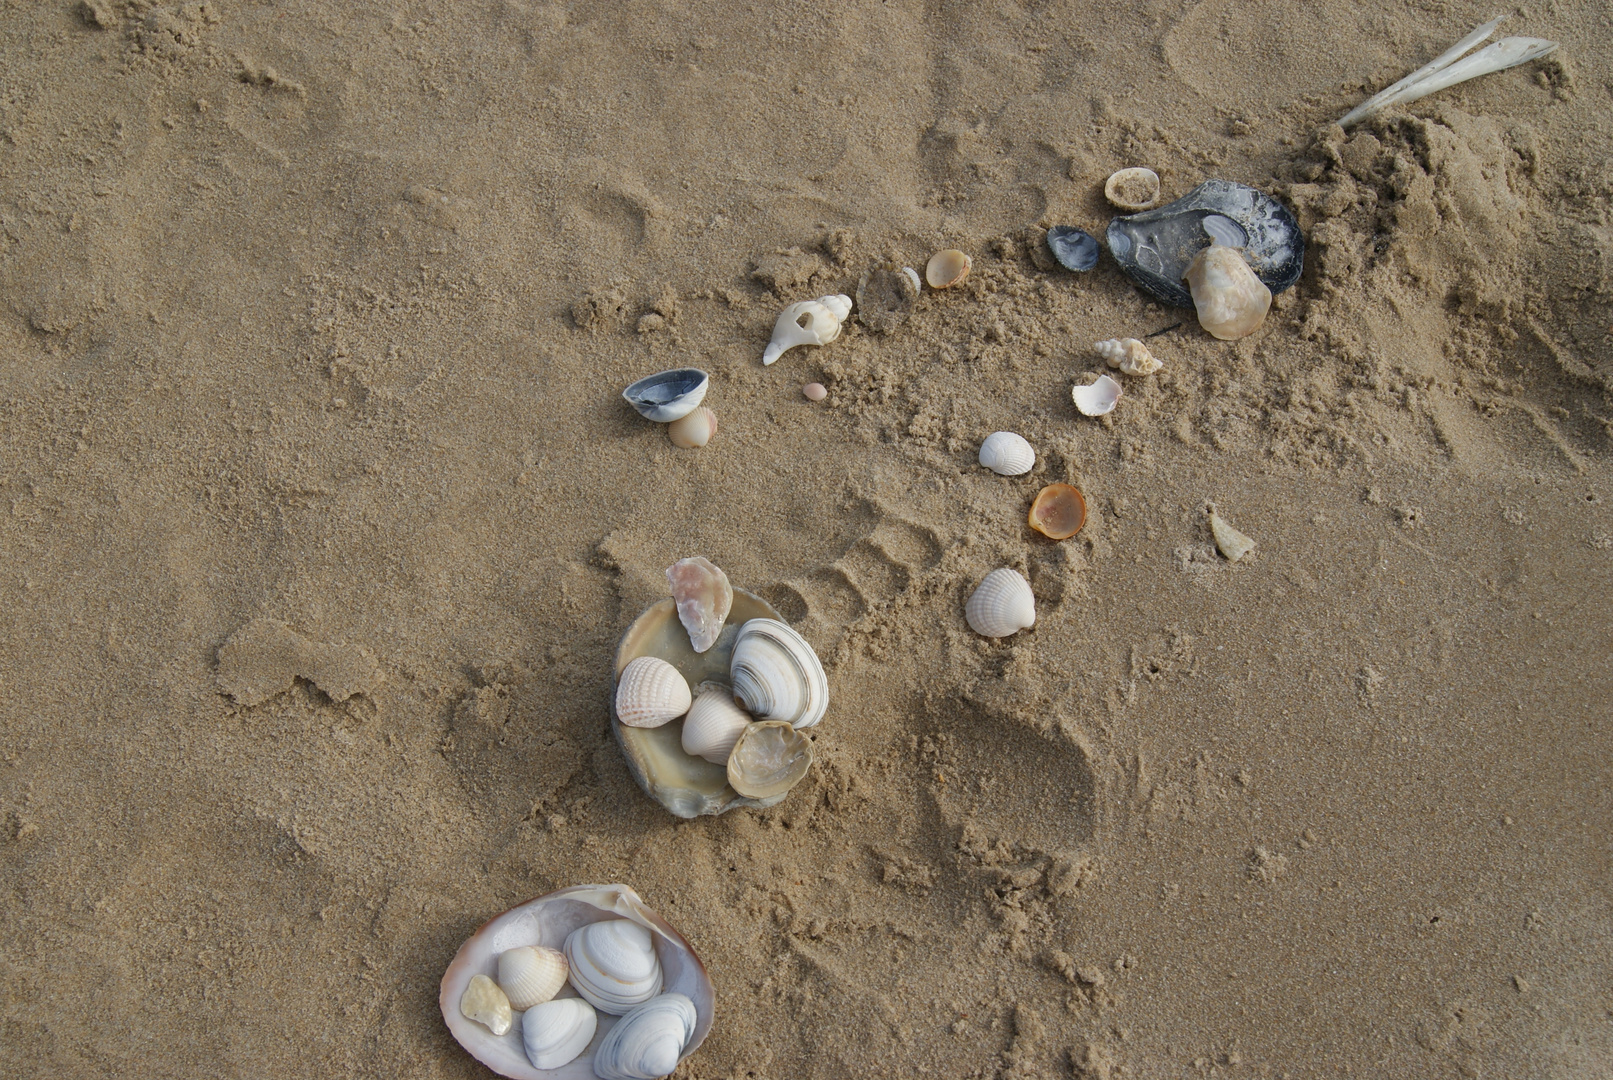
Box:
1046 226 1100 272
1105 180 1304 308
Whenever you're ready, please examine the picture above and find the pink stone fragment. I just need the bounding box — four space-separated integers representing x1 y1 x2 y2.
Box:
666 557 733 654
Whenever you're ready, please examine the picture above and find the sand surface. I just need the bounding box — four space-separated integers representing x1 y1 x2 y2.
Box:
2 2 1610 1078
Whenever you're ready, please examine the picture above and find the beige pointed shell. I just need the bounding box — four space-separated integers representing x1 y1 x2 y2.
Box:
459 974 513 1037
925 249 971 289
667 406 716 449
497 945 568 1010
1209 510 1256 562
440 884 714 1080
681 683 753 765
564 917 663 1014
729 619 829 729
1094 338 1162 376
1185 245 1271 340
614 656 692 728
521 997 597 1070
1072 373 1123 416
727 720 814 799
1104 167 1161 212
593 993 698 1080
978 431 1035 476
965 568 1036 638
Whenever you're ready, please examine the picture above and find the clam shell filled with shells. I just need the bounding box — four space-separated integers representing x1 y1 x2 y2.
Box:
440 884 714 1079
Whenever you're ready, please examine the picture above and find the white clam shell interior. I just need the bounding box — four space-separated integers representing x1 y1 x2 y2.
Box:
439 884 714 1080
978 431 1036 476
965 568 1037 638
1072 374 1123 417
499 945 569 1010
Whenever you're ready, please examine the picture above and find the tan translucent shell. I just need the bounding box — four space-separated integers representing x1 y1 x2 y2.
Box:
727 720 814 799
1185 245 1272 340
1028 483 1087 540
925 249 971 289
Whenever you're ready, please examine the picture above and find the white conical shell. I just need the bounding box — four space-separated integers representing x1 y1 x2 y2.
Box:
965 569 1036 638
459 974 513 1037
762 295 849 365
592 993 697 1080
729 619 829 729
1185 245 1272 340
978 431 1035 476
564 918 663 1015
1072 373 1123 416
614 656 692 729
497 945 568 1010
681 683 753 765
521 997 597 1070
1094 338 1162 377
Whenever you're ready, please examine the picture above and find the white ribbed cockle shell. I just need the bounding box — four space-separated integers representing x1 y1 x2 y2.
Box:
614 656 692 729
681 683 753 765
497 945 568 1010
965 569 1036 638
978 431 1036 476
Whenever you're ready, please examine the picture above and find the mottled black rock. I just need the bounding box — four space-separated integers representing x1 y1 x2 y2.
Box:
1105 180 1304 308
1045 226 1100 272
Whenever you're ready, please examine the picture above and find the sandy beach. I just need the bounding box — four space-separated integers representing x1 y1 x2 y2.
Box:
1 2 1609 1077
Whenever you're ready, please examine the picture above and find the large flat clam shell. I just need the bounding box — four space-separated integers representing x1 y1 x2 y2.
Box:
1105 180 1303 309
613 590 791 818
439 884 714 1080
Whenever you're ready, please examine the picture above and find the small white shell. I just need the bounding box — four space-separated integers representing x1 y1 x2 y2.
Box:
978 431 1036 476
460 974 513 1037
1209 510 1256 562
965 569 1036 638
681 683 753 765
592 993 697 1080
901 266 922 293
564 918 663 1015
1072 374 1123 416
762 294 851 365
667 406 716 449
1185 245 1272 340
521 997 597 1070
1104 167 1161 212
729 619 829 729
925 249 972 289
497 945 568 1010
1094 338 1162 377
614 656 692 729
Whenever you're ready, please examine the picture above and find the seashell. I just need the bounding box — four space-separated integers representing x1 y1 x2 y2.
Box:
729 618 829 729
965 568 1036 638
925 249 972 289
802 382 827 402
623 369 710 423
565 917 663 1015
978 431 1036 476
1185 245 1272 340
460 973 513 1037
1046 226 1099 272
612 589 801 817
1072 374 1123 416
680 682 753 765
1028 483 1087 540
1094 338 1162 377
667 407 716 449
615 656 693 729
666 557 732 654
762 295 850 366
1106 180 1303 309
727 720 814 800
855 265 920 334
521 997 597 1070
497 945 568 1011
1104 167 1161 212
440 884 714 1080
1209 508 1256 562
592 993 698 1080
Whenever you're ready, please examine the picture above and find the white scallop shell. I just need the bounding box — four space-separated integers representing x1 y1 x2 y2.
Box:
762 294 851 365
614 656 692 729
965 569 1036 638
1185 245 1271 340
460 974 514 1037
680 683 753 765
498 945 568 1010
1072 374 1123 417
521 998 597 1070
564 918 663 1015
439 884 714 1080
978 431 1035 476
592 993 697 1080
1094 338 1162 377
729 619 829 729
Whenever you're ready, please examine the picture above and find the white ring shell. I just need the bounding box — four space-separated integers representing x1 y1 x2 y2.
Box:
592 993 698 1080
563 918 663 1015
498 945 569 1010
965 569 1036 638
680 684 753 765
614 656 692 729
729 619 829 729
978 431 1036 476
521 998 597 1070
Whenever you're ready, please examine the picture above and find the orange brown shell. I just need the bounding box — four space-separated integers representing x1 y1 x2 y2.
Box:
1028 483 1087 540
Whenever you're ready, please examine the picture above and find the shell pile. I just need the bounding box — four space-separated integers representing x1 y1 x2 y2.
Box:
762 294 851 365
440 884 714 1080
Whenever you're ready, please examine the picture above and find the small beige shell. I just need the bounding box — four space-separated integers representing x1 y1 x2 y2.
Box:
925 249 972 289
1185 245 1272 340
1072 374 1123 417
727 720 814 799
681 683 753 765
615 656 693 729
497 945 568 1010
978 431 1036 476
667 406 716 449
1094 338 1162 376
1209 510 1256 562
803 382 827 401
459 973 513 1037
1104 167 1161 212
965 568 1036 638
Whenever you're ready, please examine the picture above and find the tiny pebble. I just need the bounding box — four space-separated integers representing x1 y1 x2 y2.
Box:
803 382 827 401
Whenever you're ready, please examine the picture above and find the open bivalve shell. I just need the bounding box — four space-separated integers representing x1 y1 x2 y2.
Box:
622 369 709 423
729 619 829 730
727 720 814 799
614 590 822 817
966 568 1036 638
1072 374 1123 417
440 884 714 1080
